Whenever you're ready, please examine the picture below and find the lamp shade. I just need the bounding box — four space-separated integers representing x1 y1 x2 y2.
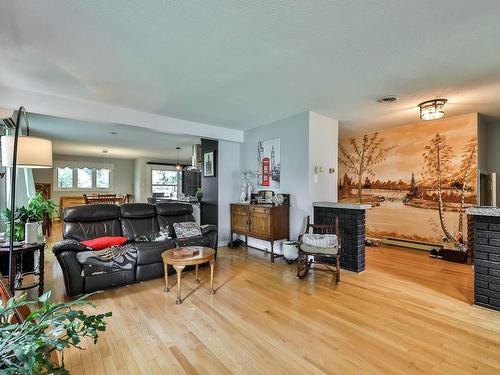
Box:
1 135 53 168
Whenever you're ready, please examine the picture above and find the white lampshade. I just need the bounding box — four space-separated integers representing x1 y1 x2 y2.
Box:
1 135 53 168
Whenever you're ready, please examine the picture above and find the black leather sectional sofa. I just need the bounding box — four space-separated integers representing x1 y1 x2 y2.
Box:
53 202 217 296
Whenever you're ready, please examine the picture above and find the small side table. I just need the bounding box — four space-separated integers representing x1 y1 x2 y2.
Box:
0 242 46 296
161 246 216 304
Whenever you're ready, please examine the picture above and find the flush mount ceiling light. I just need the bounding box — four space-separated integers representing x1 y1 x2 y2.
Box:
418 99 447 121
175 147 182 171
377 95 399 103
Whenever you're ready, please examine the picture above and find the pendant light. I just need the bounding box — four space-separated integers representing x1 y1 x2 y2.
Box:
175 147 182 171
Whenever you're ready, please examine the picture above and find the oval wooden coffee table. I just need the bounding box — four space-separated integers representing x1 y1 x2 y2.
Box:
161 246 216 304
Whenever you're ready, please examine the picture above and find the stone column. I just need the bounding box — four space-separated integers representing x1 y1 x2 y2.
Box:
313 202 370 273
467 207 500 312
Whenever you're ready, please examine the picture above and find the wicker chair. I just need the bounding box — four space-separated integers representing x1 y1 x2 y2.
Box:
297 216 341 284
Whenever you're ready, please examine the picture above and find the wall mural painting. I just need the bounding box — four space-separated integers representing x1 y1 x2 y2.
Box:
257 138 280 189
338 113 478 246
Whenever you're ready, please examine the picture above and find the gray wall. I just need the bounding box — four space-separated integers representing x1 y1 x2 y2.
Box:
241 112 310 243
33 154 135 211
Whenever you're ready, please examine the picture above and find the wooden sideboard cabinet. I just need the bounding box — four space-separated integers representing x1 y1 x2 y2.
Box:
230 203 289 263
59 196 86 218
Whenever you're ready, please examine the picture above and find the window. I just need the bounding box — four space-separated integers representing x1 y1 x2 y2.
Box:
77 167 93 188
96 168 110 189
151 169 178 198
54 162 113 190
57 167 73 188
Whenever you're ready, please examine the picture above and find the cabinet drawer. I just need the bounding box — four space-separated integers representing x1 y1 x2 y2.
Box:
250 206 270 215
232 205 249 215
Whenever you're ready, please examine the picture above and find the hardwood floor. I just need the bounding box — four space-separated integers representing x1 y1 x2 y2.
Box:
37 224 500 374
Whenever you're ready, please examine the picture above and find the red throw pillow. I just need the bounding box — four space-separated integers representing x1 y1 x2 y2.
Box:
81 236 128 250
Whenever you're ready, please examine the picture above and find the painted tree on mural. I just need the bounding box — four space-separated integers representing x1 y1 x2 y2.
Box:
422 133 454 241
457 138 477 237
339 132 396 203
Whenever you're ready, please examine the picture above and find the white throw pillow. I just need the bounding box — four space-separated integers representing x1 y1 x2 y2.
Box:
302 233 337 247
173 222 202 239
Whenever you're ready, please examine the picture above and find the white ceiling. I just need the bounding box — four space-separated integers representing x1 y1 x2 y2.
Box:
2 1 500 134
28 113 199 161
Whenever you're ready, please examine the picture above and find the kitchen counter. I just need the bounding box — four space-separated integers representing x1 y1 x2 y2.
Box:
313 202 372 210
466 206 500 217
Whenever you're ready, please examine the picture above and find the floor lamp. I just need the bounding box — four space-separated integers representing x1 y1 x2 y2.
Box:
1 107 52 293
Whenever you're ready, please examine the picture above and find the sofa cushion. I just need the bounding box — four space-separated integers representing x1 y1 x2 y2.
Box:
63 204 122 241
156 203 196 237
64 204 120 222
120 203 160 240
156 202 193 216
135 240 175 265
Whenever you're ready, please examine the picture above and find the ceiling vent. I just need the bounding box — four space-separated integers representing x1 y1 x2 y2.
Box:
377 95 399 103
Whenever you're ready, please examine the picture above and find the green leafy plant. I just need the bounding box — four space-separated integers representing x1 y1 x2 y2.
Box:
196 187 203 202
1 193 57 241
0 291 111 375
26 192 58 222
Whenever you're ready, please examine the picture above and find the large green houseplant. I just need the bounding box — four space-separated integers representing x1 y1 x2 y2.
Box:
1 192 57 242
0 291 111 374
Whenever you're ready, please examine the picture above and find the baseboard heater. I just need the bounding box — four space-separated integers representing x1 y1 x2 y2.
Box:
380 237 442 252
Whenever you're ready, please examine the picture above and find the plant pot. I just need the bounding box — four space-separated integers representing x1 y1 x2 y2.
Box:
441 249 467 263
25 221 40 244
282 241 298 262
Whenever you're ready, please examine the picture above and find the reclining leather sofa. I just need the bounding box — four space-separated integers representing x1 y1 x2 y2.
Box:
53 202 217 296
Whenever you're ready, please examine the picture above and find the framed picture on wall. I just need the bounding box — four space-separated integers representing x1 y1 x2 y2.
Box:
203 150 216 177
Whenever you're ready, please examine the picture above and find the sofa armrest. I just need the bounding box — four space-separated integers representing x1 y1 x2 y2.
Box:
201 224 217 234
52 247 85 297
200 225 218 250
52 239 87 256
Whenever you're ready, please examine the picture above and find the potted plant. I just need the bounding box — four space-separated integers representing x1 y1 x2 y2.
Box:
1 193 57 243
0 291 111 374
196 187 203 203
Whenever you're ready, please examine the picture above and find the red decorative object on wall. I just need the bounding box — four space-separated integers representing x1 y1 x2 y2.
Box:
261 157 270 186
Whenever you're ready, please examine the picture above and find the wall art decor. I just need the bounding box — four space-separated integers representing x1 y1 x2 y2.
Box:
257 138 280 189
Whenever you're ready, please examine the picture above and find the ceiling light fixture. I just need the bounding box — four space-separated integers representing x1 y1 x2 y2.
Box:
418 99 447 121
175 147 182 171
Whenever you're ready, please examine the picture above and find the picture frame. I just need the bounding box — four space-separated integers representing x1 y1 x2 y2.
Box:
203 150 216 177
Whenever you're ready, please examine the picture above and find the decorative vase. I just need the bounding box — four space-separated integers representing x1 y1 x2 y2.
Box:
25 221 40 244
247 185 253 202
282 241 298 262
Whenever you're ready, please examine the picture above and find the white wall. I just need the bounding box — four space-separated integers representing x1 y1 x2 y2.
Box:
308 112 339 203
217 140 241 246
33 154 134 207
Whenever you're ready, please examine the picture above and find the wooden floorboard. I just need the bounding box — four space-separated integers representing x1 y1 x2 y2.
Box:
31 223 500 374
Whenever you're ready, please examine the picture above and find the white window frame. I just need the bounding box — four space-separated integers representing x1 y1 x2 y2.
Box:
147 164 181 198
53 160 114 191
